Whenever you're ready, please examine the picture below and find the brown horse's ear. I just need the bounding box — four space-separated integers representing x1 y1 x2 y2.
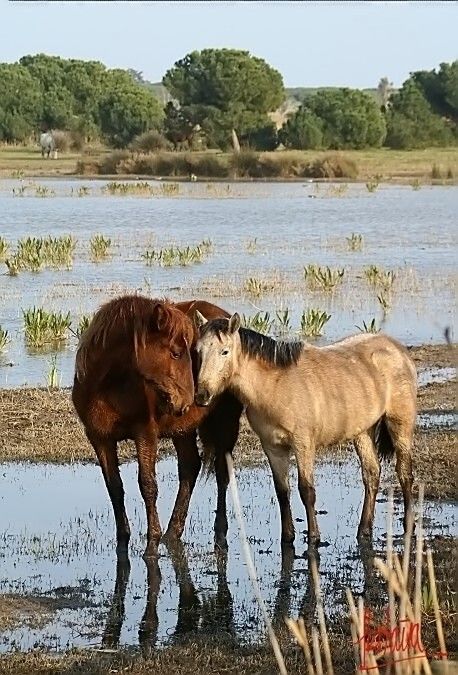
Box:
228 313 241 334
194 309 207 330
152 303 167 332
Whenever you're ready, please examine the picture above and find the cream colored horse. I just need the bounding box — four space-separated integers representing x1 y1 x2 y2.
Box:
195 312 417 546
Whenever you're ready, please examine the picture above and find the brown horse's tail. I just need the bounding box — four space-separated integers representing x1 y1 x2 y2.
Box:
374 415 396 461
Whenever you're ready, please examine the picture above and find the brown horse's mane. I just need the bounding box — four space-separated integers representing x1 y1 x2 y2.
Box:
76 295 192 380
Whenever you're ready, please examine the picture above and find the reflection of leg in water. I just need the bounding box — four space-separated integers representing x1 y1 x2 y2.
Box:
272 546 295 629
139 557 162 655
358 539 379 609
201 551 235 639
101 555 131 649
298 546 320 628
166 539 201 638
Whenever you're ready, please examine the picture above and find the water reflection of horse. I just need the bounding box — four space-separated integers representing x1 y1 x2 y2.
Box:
72 296 242 560
100 543 380 653
101 542 235 653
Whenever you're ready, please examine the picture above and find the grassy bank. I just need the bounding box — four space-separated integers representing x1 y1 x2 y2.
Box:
1 145 457 182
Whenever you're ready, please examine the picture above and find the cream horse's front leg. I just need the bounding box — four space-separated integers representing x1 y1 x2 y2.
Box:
293 441 320 544
262 443 295 546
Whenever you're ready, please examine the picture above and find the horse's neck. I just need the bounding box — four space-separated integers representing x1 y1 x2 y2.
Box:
230 355 269 409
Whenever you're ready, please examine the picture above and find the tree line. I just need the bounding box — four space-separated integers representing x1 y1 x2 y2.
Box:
0 50 456 151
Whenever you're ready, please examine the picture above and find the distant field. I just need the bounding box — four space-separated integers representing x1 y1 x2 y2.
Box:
1 145 457 182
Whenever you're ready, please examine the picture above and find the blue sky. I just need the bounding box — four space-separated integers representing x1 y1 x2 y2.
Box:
1 1 456 87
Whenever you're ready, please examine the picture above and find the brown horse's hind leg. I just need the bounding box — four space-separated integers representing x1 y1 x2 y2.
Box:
164 433 202 542
135 430 161 559
87 433 130 554
263 444 295 546
354 430 381 539
294 443 320 544
385 416 415 531
199 393 242 550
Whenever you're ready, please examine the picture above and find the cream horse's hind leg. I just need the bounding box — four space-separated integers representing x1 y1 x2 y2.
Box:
354 430 381 539
263 444 295 545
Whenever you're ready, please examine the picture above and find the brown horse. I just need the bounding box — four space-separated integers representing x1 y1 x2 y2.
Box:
72 295 242 559
195 313 417 546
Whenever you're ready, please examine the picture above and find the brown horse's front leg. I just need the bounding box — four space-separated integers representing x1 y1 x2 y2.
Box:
164 433 202 542
135 430 161 559
87 432 131 554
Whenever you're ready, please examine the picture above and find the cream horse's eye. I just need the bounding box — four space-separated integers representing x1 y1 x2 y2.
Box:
221 349 229 356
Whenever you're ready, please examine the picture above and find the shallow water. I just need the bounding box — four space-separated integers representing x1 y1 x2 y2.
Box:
0 456 456 653
0 180 456 387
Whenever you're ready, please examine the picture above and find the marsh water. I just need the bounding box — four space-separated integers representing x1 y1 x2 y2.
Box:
0 179 456 388
0 456 456 653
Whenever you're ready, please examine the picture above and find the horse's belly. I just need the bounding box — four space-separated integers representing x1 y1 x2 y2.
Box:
246 408 290 448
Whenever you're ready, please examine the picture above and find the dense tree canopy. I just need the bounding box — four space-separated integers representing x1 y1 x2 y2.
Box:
163 49 284 148
280 89 386 149
385 80 453 149
0 54 163 146
0 53 455 151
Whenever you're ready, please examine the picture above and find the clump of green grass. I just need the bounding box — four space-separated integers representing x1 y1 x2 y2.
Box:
143 241 210 267
46 355 60 389
365 177 379 193
77 186 91 197
12 184 27 197
0 237 9 261
0 326 9 352
90 234 112 261
246 238 258 253
35 185 55 197
275 308 292 334
377 292 391 315
346 233 363 251
241 312 273 334
304 264 345 291
410 178 422 191
5 255 21 276
243 277 275 297
364 265 395 291
42 235 76 268
103 181 154 196
300 309 331 337
356 318 380 334
74 314 92 339
23 308 71 347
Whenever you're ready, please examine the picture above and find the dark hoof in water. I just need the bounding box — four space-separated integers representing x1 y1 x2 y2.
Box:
214 535 228 553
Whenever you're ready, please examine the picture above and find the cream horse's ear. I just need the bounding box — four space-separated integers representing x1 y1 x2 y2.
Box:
228 313 241 334
194 309 208 330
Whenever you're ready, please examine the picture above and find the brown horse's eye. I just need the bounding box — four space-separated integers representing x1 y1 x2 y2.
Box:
171 350 182 360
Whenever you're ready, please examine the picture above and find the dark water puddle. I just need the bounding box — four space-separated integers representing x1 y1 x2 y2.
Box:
0 457 456 653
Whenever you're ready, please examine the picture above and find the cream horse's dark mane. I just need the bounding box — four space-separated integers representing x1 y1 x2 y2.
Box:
201 318 303 368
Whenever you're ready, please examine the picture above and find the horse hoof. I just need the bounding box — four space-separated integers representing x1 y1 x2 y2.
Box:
214 535 228 552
